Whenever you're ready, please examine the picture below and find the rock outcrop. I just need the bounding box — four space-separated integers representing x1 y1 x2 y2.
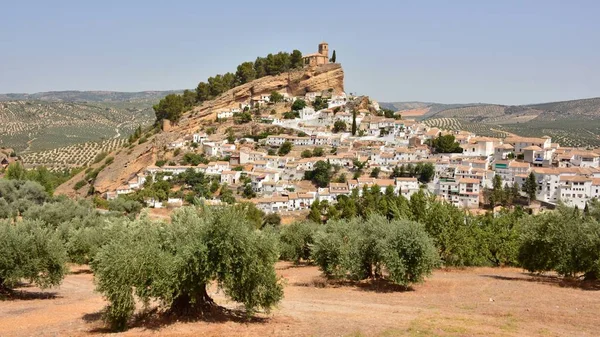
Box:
193 63 344 119
57 64 345 195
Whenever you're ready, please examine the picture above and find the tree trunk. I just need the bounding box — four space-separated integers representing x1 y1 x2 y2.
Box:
584 271 598 281
170 284 215 315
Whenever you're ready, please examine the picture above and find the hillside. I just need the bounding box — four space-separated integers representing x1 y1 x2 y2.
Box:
0 90 179 102
0 90 177 154
0 100 156 153
382 97 600 147
56 63 345 196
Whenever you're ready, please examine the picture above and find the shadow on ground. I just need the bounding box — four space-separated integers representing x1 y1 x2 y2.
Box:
276 262 313 271
481 273 600 291
0 289 59 301
70 269 94 275
294 277 413 293
83 304 270 334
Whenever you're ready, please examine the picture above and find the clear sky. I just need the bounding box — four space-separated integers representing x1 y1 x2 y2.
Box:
1 0 599 104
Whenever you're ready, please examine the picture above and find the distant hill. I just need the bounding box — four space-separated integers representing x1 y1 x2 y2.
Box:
0 90 180 153
0 90 181 103
382 97 600 148
381 97 600 120
0 100 157 153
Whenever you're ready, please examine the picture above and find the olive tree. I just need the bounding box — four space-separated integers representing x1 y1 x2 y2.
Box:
92 206 283 331
23 198 95 227
0 180 48 217
279 221 320 263
518 206 600 279
0 219 67 291
312 215 438 286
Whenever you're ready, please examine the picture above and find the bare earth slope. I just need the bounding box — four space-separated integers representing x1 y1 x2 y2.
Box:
1 263 598 336
56 64 344 196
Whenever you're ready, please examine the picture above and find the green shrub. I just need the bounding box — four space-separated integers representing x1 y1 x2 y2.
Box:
74 180 87 190
279 221 319 263
93 152 108 164
0 219 67 290
104 157 114 165
108 198 143 215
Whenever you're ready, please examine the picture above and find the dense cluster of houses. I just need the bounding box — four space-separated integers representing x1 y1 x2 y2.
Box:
104 89 600 212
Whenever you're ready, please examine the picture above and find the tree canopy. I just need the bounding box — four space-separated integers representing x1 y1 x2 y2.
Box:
292 99 307 111
0 219 67 291
304 160 333 188
312 215 438 285
430 134 463 153
92 206 284 331
153 94 185 123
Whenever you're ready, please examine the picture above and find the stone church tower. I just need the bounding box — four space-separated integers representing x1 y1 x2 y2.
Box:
303 42 330 67
318 42 329 58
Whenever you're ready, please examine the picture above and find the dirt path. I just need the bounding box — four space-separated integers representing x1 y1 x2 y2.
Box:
113 122 125 139
490 127 518 138
21 137 37 153
1 264 599 336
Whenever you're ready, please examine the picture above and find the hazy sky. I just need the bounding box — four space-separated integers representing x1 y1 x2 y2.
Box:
1 0 599 104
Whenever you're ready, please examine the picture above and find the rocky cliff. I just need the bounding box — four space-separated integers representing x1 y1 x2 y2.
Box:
193 63 344 118
56 63 345 196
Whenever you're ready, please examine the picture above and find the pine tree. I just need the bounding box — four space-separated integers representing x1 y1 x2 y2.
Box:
331 50 337 63
351 110 357 135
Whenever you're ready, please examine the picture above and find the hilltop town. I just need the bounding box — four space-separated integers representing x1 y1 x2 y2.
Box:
90 43 600 215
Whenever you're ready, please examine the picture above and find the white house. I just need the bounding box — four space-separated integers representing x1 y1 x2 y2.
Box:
494 144 514 160
504 136 551 153
299 107 318 120
253 196 290 213
460 137 499 157
559 175 593 209
168 138 186 149
437 178 480 208
523 146 553 167
395 177 420 199
116 185 134 195
220 170 241 185
571 151 600 168
217 110 234 119
493 160 530 186
335 111 353 124
193 133 208 144
305 92 321 102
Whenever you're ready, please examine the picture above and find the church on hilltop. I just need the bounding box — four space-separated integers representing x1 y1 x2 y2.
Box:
303 42 329 67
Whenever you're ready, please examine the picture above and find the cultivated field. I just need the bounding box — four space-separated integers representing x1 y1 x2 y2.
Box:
1 263 598 337
423 118 510 138
20 139 127 170
0 100 155 152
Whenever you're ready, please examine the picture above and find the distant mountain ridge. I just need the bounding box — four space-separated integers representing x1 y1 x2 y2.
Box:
381 97 600 148
380 97 600 120
0 90 182 103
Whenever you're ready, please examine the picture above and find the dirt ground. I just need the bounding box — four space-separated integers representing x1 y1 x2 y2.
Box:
1 263 599 337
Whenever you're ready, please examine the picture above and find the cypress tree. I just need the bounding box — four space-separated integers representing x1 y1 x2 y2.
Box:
351 110 357 136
